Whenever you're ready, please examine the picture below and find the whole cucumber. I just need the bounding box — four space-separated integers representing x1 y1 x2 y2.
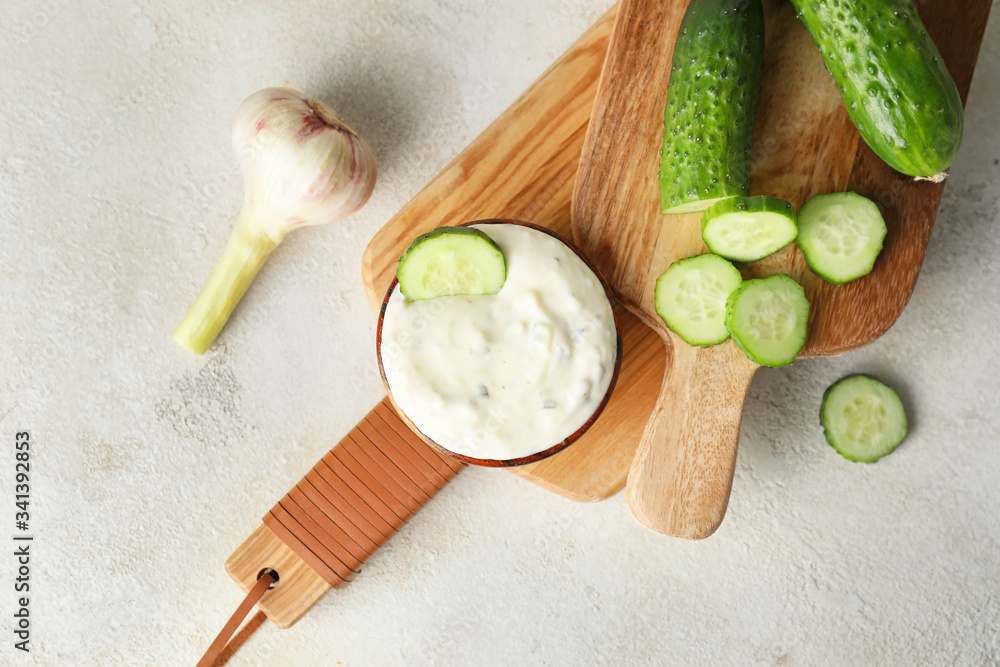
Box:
659 0 765 215
789 0 963 179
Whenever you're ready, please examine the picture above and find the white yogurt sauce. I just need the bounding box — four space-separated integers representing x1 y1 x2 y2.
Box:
379 223 617 461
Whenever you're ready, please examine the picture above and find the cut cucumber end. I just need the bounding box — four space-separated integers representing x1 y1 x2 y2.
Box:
701 195 797 262
396 226 506 301
661 194 736 216
821 374 908 463
725 274 810 367
655 254 743 347
797 192 886 285
658 0 763 219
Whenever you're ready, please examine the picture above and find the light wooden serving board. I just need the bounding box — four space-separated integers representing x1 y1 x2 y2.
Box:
362 4 667 502
573 0 992 537
225 5 650 631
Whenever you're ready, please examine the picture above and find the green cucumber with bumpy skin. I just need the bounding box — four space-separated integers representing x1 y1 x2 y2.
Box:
701 196 797 262
659 0 765 214
788 0 963 179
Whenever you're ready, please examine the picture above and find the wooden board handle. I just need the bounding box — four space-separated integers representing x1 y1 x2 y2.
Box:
226 397 464 628
626 337 758 539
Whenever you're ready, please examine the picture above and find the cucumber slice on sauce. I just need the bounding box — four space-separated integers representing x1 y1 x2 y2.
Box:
725 273 809 367
396 226 506 301
654 253 743 347
701 196 798 262
797 192 886 285
821 374 908 463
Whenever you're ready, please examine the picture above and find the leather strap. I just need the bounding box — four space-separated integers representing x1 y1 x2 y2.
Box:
212 611 267 666
197 571 275 667
207 398 466 667
206 398 465 662
265 398 463 589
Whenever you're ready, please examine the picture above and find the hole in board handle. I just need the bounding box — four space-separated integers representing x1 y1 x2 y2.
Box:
257 568 280 589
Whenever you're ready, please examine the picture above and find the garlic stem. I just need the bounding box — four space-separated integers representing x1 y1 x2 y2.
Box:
174 208 277 354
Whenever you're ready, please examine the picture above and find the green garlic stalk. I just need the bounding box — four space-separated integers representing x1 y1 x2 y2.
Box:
174 87 377 354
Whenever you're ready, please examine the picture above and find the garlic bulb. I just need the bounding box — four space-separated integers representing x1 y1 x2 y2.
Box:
174 87 377 355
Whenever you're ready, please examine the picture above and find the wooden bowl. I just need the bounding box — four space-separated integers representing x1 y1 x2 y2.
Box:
376 219 623 468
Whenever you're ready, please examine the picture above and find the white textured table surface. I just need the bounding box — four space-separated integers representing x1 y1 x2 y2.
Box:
2 1 999 665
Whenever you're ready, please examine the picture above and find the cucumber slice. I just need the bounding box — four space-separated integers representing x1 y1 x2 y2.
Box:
701 196 798 262
797 192 886 285
396 226 506 301
659 0 765 214
654 254 743 347
821 375 908 463
725 274 809 367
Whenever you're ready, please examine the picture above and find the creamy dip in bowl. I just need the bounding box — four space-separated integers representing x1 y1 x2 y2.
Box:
376 220 621 467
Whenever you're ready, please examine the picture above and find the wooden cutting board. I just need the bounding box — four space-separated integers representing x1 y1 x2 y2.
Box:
226 5 649 634
362 4 667 502
573 0 992 537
